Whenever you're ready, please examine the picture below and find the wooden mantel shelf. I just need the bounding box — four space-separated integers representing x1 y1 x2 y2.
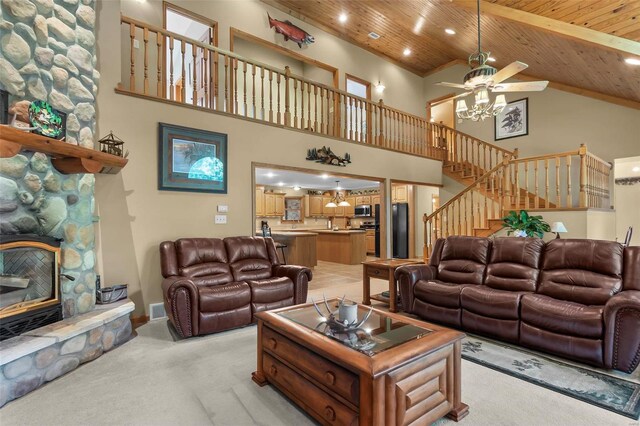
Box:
0 126 128 174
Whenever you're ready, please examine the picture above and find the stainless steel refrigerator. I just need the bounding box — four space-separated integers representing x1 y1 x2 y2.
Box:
392 203 409 258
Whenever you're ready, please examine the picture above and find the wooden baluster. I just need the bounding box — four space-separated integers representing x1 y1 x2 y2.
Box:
233 59 239 113
169 36 174 100
156 32 162 97
203 50 209 108
251 64 256 117
378 100 384 146
129 23 136 91
514 162 520 209
534 160 540 209
223 55 229 112
524 161 529 209
268 70 273 122
320 87 325 134
314 85 318 132
276 72 281 124
555 157 561 207
260 67 264 119
192 43 197 105
545 159 550 208
284 66 290 126
307 83 312 130
180 39 186 103
325 88 330 134
566 155 572 208
300 81 305 129
293 79 298 128
579 145 587 207
242 61 248 116
213 51 219 110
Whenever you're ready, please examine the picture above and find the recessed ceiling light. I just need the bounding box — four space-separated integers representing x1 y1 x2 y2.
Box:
403 48 411 56
293 185 301 191
625 58 640 66
321 173 329 179
277 182 284 187
633 166 640 172
445 28 456 35
338 13 347 23
487 56 496 62
413 17 425 34
265 172 275 178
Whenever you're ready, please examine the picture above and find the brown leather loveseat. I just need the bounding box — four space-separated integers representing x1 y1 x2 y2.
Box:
160 236 312 337
396 236 640 373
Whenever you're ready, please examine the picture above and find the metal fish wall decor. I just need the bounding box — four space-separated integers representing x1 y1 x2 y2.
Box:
267 13 315 48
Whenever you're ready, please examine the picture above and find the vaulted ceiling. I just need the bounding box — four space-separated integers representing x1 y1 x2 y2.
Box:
262 0 640 107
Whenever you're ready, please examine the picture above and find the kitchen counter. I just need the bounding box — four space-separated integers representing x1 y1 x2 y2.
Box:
316 230 367 265
261 232 317 268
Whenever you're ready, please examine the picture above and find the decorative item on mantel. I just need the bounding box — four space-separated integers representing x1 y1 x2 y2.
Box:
306 146 351 167
98 131 128 158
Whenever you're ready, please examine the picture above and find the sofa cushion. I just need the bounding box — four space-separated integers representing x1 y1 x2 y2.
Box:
199 282 251 313
414 280 472 309
182 263 233 286
461 286 526 320
485 237 544 292
520 294 604 339
225 237 280 281
438 236 490 285
176 238 228 267
248 276 294 303
539 239 623 305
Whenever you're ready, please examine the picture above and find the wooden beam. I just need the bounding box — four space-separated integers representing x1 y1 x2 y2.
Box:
453 0 640 56
516 72 640 110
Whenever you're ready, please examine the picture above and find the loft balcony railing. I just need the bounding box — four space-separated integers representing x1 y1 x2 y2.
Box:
119 15 447 160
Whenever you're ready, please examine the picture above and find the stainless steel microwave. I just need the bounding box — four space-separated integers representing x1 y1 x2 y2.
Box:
354 204 372 217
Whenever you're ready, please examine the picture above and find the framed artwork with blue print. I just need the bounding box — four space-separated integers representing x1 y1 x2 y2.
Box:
158 123 228 193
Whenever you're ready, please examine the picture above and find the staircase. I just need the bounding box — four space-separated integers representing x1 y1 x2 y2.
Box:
423 124 612 257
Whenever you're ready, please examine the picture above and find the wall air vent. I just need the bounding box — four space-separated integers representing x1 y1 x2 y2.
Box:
368 32 381 40
149 303 167 320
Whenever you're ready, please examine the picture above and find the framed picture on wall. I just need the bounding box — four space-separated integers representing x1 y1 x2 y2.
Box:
158 123 228 193
495 98 528 141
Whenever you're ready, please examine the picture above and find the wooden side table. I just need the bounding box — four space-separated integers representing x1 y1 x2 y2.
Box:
362 258 424 313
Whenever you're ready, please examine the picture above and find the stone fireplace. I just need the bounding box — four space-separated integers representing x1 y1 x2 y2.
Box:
0 235 63 340
0 0 134 407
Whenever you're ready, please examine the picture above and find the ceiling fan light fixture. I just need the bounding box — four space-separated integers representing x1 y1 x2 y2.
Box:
494 94 507 109
456 100 469 113
475 89 490 105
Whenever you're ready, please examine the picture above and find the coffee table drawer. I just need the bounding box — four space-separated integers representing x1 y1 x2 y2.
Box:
263 353 358 426
263 326 359 405
366 266 389 279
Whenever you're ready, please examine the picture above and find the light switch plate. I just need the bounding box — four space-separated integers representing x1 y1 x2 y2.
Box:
215 215 227 224
217 205 229 213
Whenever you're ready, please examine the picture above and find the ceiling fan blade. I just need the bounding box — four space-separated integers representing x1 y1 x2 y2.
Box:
492 81 549 92
435 82 468 89
491 61 528 84
431 91 471 106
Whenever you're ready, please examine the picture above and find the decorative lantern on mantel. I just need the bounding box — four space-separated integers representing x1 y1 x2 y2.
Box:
98 131 126 157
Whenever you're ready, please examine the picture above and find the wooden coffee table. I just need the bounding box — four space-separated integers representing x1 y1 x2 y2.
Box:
252 300 468 425
362 258 424 313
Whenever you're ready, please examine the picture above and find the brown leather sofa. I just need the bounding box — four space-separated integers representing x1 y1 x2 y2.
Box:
396 236 640 373
160 236 312 337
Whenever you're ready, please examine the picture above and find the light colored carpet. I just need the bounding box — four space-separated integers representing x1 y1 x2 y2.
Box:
0 320 633 426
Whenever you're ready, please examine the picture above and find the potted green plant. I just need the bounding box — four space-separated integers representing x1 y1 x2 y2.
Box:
500 210 550 238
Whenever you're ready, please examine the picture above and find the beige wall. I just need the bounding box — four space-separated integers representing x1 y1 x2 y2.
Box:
423 64 640 162
614 156 640 245
120 0 426 116
96 0 442 316
414 185 440 256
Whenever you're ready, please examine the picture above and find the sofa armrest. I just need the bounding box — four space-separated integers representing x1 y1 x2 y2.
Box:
161 276 199 338
273 265 312 304
604 290 640 373
395 265 437 314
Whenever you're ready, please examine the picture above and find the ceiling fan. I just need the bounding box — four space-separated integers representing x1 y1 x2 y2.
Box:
435 0 548 120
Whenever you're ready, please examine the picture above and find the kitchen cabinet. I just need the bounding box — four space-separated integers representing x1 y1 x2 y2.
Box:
345 196 356 217
256 187 264 216
283 197 303 222
355 195 371 206
322 196 335 216
263 192 285 217
275 195 285 216
365 229 375 254
392 185 408 203
308 195 323 217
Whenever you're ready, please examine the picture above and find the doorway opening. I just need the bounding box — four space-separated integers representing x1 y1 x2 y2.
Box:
426 93 456 128
345 74 372 143
390 180 441 260
163 2 217 106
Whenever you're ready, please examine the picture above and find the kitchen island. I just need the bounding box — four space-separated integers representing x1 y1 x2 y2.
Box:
268 232 317 268
315 229 367 265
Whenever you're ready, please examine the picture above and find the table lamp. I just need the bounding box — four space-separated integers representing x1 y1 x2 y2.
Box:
551 222 568 239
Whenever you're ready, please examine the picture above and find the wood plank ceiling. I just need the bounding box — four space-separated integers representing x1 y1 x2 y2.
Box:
263 0 640 104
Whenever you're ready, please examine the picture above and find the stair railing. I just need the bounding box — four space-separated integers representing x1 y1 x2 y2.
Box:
119 15 447 161
423 144 612 258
